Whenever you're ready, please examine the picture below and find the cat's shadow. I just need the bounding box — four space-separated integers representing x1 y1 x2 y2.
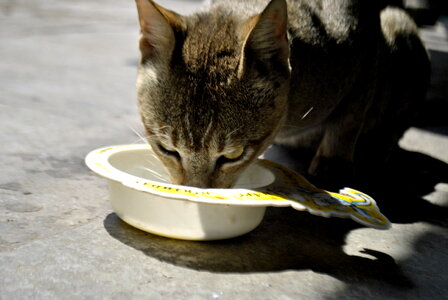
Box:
103 144 446 287
103 211 411 287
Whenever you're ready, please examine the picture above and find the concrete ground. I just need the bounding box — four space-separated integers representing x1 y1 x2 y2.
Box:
1 0 447 299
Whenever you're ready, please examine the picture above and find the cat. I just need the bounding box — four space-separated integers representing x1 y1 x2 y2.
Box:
134 0 430 188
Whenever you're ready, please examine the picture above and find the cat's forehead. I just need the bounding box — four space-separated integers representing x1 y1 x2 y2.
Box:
181 13 242 75
152 99 274 150
150 116 228 151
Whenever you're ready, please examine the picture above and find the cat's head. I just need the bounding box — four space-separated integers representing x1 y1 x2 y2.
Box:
135 0 290 188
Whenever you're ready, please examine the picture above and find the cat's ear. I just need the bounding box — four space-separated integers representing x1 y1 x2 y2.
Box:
135 0 183 64
238 0 290 78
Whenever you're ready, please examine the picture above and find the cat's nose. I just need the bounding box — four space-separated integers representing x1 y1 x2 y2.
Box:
181 159 216 188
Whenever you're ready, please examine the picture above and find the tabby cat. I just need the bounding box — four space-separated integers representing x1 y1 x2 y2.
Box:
135 0 430 188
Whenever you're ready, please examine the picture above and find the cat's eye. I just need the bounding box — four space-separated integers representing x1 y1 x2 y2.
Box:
156 143 180 160
217 147 246 167
223 147 245 160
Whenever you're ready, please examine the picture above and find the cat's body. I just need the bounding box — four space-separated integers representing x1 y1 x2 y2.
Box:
135 0 430 187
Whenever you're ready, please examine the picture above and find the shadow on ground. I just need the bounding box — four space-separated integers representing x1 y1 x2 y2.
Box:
104 211 412 287
102 145 447 291
362 148 448 226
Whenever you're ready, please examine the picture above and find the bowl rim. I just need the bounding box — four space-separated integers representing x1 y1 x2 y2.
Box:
85 144 284 206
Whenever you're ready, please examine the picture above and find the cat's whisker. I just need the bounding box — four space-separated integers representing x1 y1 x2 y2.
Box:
301 107 314 120
143 157 164 169
128 125 149 144
138 166 167 181
130 136 147 144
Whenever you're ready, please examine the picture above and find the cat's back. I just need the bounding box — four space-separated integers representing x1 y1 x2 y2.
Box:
209 0 379 46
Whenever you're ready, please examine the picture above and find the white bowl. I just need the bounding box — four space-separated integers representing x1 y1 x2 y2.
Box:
86 144 390 241
86 144 275 240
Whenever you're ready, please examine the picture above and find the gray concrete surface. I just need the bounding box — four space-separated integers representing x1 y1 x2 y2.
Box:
1 1 447 299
